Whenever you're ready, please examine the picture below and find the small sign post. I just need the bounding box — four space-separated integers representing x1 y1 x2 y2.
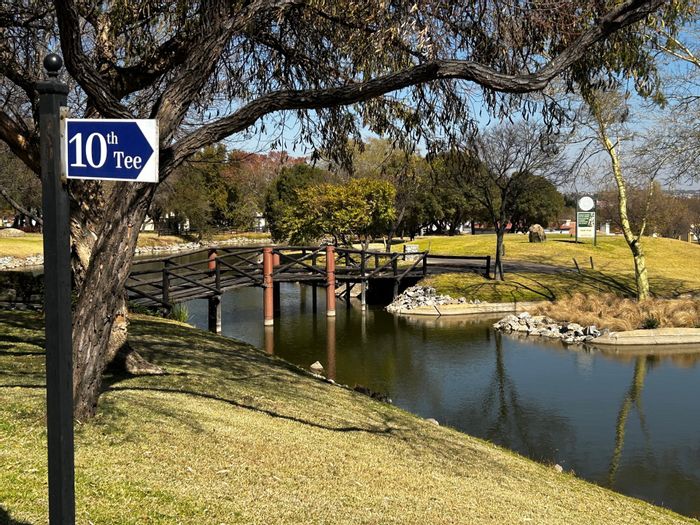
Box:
39 54 75 525
39 54 160 525
576 195 597 246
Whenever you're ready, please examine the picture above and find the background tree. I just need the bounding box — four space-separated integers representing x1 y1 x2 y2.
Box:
0 144 42 228
152 145 240 237
275 177 396 247
264 163 333 242
426 150 486 236
346 139 429 243
225 151 304 231
509 175 565 233
0 0 683 418
462 121 569 280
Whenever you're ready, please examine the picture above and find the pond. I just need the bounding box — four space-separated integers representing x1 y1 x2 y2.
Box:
184 283 700 519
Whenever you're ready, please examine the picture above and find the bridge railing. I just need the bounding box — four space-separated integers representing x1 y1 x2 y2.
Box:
126 246 265 309
271 246 327 281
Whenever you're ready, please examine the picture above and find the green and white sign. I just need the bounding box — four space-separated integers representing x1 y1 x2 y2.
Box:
577 211 596 239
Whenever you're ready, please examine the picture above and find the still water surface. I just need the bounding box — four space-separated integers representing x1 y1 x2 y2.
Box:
184 283 700 518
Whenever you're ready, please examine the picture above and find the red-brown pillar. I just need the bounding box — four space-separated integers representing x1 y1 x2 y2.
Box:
325 245 336 317
263 247 274 326
208 248 217 271
264 325 274 355
326 316 336 381
272 252 281 317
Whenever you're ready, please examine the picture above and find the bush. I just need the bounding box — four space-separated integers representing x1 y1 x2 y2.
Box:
641 316 660 329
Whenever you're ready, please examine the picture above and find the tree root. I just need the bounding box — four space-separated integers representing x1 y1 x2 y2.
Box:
108 342 165 376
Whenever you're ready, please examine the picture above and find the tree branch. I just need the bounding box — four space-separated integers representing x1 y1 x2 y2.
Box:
0 111 39 174
54 0 132 119
169 0 664 166
0 186 43 225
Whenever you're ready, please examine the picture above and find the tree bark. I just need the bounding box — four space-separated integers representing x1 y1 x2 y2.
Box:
71 183 160 420
494 227 506 281
599 123 651 300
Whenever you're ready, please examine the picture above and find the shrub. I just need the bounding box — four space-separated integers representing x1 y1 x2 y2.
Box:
641 316 660 329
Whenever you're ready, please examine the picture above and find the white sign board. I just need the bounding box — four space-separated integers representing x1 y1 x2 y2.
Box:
577 211 596 239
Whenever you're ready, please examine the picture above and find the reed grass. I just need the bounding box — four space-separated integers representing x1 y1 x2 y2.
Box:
534 294 700 331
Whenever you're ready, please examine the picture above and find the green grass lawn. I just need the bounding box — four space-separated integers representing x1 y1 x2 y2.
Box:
403 234 700 301
0 233 44 258
0 232 271 259
0 311 694 524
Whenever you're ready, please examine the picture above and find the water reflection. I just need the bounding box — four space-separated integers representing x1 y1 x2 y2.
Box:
608 356 648 486
185 284 700 518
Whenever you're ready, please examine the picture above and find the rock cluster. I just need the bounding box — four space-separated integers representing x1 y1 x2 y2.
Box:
0 255 43 270
493 312 603 345
386 285 477 312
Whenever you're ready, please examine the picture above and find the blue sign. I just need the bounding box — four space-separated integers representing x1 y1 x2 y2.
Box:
64 119 159 182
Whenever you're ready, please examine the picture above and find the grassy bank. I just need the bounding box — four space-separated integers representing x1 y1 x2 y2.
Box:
0 311 694 524
409 234 700 301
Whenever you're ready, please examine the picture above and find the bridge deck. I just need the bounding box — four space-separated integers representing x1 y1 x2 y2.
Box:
126 245 490 310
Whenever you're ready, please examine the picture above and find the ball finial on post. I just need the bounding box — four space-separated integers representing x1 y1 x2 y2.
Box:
43 54 63 77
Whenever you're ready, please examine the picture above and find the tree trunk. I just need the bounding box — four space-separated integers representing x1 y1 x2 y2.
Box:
71 183 160 421
494 228 505 280
600 127 651 300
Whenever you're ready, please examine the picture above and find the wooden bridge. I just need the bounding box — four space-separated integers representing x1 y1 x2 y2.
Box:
126 245 490 332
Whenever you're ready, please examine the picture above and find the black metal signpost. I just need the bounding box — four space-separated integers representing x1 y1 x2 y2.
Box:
38 54 75 524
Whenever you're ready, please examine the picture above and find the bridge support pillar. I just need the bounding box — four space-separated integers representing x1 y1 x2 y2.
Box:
360 252 367 310
325 245 336 317
264 325 274 355
273 252 281 318
326 315 336 381
263 247 274 326
312 283 318 312
208 295 221 334
208 248 217 271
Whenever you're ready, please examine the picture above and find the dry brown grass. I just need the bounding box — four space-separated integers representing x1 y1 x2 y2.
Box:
535 294 700 331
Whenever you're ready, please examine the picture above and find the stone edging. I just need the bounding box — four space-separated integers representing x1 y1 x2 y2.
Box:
593 328 700 346
395 301 541 316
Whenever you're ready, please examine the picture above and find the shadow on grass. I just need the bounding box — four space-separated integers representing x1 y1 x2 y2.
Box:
0 506 32 525
0 311 43 332
106 385 398 435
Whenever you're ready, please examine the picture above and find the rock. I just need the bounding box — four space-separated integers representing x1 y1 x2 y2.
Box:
0 228 26 238
584 325 601 337
426 418 440 426
528 224 547 243
310 361 324 374
554 464 564 473
518 312 531 319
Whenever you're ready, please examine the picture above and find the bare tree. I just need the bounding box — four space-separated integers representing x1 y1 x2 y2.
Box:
466 121 570 280
0 0 686 418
